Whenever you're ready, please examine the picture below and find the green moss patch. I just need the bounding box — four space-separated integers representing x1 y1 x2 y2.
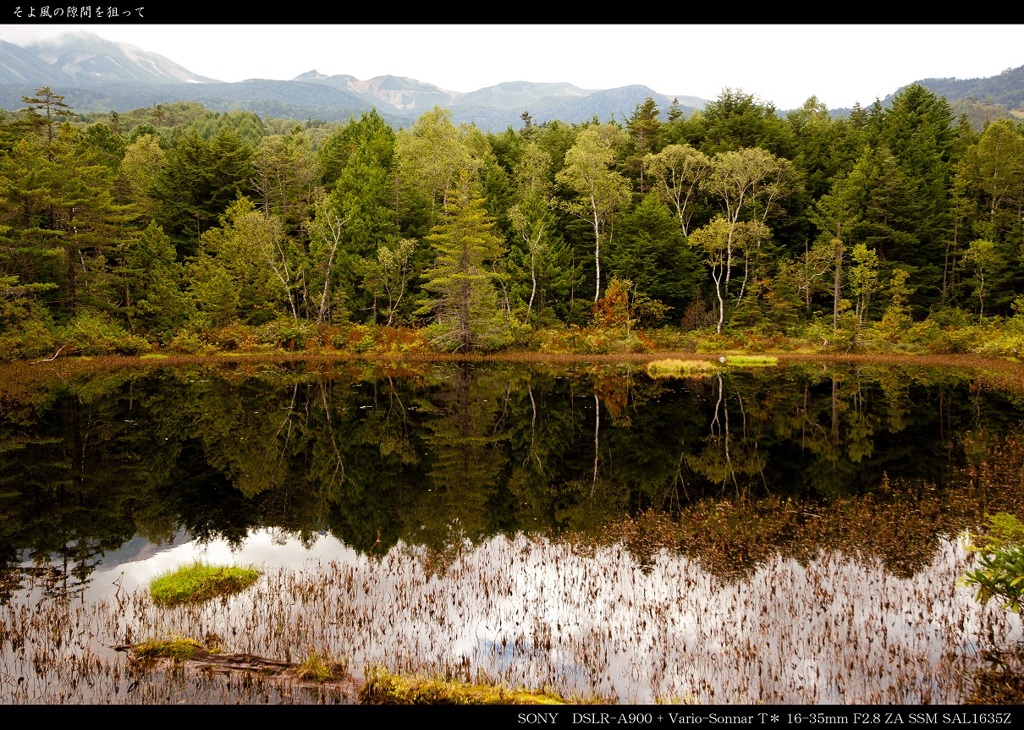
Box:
358 667 570 705
149 562 260 607
133 637 211 661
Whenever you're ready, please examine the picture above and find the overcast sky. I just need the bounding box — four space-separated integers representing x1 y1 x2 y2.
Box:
1 24 1022 111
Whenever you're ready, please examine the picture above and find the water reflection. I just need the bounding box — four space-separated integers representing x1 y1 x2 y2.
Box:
1 359 1023 702
3 529 1020 704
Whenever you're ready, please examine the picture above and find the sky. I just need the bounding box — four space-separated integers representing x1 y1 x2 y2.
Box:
1 24 1022 111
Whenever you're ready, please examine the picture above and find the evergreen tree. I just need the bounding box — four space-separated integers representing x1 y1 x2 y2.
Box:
696 88 795 158
318 111 400 322
418 172 508 351
609 192 702 321
624 97 663 193
873 85 956 308
153 129 254 256
118 221 191 339
19 87 74 159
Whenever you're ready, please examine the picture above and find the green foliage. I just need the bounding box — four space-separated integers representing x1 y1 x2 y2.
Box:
165 329 216 355
153 129 254 255
610 192 701 318
694 88 795 157
963 513 1024 613
116 133 165 217
3 96 1024 361
418 171 509 352
187 197 300 327
258 317 319 351
62 310 150 355
396 106 481 231
120 222 191 340
315 111 400 322
0 286 55 360
148 562 260 607
555 122 631 303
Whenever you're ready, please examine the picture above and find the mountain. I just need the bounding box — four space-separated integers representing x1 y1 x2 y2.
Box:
905 64 1024 112
444 80 700 128
347 74 459 111
0 38 73 85
881 64 1024 129
23 31 219 85
0 33 706 129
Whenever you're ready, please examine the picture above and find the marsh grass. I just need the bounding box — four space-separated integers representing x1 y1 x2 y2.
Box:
149 562 260 607
724 354 778 367
358 666 569 705
296 652 349 682
133 637 211 660
646 358 719 379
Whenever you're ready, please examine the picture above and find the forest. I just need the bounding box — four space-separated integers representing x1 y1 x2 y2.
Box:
1 85 1023 360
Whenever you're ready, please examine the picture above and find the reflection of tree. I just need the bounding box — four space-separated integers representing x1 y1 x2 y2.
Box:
502 369 589 528
589 433 1024 582
0 371 162 598
321 372 426 553
0 360 1021 594
684 373 767 497
413 363 510 553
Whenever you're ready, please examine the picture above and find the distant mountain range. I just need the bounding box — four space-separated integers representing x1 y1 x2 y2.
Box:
0 31 707 128
1 31 1022 130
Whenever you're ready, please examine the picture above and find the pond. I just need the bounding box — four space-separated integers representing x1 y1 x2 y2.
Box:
1 356 1023 704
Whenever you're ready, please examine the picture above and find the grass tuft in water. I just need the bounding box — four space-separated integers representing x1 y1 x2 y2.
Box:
724 355 778 367
149 561 260 607
358 666 569 705
646 358 719 379
133 637 211 661
295 652 349 682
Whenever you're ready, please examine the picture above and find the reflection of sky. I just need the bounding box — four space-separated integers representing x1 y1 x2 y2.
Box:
9 531 1024 704
21 529 358 602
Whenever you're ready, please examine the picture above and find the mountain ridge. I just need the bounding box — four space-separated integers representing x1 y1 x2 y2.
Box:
2 31 1022 130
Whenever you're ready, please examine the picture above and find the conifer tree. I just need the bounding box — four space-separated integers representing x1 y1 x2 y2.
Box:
418 171 508 351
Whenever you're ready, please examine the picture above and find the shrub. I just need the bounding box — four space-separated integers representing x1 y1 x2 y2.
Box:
258 317 317 351
962 513 1024 614
0 320 56 361
166 330 216 355
203 323 261 351
62 311 150 355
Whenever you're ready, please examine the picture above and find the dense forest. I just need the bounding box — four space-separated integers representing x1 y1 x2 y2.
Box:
1 85 1023 360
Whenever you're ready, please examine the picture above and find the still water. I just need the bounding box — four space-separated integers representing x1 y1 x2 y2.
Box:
1 357 1022 703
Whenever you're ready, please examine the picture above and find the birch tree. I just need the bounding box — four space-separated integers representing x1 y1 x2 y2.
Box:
555 123 631 302
642 143 710 237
